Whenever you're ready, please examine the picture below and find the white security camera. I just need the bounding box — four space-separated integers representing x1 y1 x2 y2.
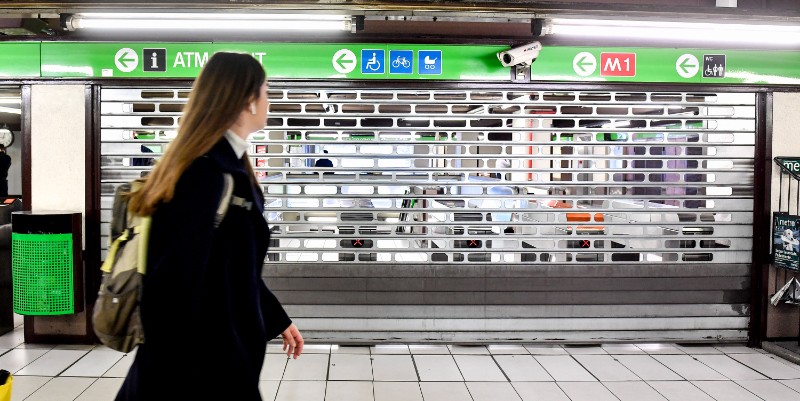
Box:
497 42 542 67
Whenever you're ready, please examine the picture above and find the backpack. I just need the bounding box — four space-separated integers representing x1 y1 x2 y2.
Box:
92 173 235 353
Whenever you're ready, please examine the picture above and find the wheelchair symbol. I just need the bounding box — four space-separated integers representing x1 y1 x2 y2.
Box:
365 52 381 71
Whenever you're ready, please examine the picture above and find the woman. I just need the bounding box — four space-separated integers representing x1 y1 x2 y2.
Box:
115 52 303 401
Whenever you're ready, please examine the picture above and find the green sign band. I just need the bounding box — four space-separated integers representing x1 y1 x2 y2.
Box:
1 41 798 84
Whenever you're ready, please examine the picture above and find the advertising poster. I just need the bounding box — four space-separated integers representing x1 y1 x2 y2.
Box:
773 212 800 271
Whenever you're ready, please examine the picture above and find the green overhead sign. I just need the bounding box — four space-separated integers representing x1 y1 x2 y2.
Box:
0 42 40 77
40 42 509 80
531 47 800 84
3 41 800 84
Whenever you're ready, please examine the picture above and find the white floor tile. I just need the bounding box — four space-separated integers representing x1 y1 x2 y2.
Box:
779 378 800 392
512 382 572 401
488 345 529 355
573 355 639 381
299 344 334 354
373 382 423 401
419 382 472 401
615 355 683 381
603 381 668 401
602 344 646 355
282 354 329 381
414 355 463 381
646 381 715 401
329 354 373 381
448 345 489 354
691 380 763 401
275 380 326 401
454 355 506 381
693 355 767 380
563 345 607 355
408 345 449 355
735 379 800 401
259 380 280 401
524 345 568 355
102 352 135 378
16 350 87 376
466 381 522 401
729 353 800 380
714 345 760 354
74 377 124 401
331 345 371 354
371 345 410 354
557 381 620 401
675 345 723 355
535 355 596 382
652 355 728 381
495 355 553 381
637 344 684 355
261 353 289 381
0 348 48 374
325 381 374 401
6 375 49 401
23 377 95 401
61 349 124 377
372 355 418 381
0 326 24 349
53 344 95 351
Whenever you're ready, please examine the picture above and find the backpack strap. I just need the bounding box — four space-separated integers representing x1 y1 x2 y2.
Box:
214 172 235 227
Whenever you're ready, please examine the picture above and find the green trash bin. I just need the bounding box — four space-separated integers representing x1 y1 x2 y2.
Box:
11 212 83 315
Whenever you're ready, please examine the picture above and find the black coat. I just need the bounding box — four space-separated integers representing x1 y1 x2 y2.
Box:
116 139 291 401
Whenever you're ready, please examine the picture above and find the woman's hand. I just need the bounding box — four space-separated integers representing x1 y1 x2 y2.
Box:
281 323 304 359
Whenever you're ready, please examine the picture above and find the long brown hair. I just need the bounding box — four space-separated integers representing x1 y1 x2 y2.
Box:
128 52 265 215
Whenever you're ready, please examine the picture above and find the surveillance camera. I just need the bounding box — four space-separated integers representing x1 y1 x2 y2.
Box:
497 42 542 67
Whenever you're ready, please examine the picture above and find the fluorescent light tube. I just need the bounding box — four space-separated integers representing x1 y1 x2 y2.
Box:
65 13 355 32
549 18 800 46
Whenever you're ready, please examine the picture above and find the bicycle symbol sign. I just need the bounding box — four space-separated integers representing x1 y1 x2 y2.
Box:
389 50 413 74
361 49 385 74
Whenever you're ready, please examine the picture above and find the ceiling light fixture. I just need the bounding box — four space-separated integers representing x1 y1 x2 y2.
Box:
63 13 361 32
548 18 800 46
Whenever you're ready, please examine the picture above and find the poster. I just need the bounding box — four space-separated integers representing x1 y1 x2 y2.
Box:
773 212 800 271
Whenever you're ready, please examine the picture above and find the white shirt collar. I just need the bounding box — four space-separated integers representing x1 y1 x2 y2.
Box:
224 130 248 159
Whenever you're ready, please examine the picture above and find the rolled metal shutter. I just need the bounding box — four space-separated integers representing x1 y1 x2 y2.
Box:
99 84 754 343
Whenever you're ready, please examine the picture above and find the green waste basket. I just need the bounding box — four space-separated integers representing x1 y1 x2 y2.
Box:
11 212 83 315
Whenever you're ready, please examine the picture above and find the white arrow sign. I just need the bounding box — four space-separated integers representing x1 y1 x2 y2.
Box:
676 54 699 79
332 49 357 74
573 52 597 77
114 48 138 73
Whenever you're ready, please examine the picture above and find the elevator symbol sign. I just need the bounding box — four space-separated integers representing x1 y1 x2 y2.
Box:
143 48 167 72
114 48 138 73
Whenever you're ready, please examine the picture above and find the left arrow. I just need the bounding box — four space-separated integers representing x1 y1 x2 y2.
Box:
114 48 138 73
332 49 357 74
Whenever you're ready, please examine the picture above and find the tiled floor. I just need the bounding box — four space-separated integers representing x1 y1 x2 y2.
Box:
2 315 800 400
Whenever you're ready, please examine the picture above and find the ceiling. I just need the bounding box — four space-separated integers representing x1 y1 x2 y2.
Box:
0 0 799 40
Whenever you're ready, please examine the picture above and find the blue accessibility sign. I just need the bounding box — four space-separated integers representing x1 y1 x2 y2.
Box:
389 50 413 74
361 49 385 74
418 50 442 75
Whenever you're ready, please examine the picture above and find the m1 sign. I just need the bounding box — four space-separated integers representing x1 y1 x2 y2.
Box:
601 52 636 77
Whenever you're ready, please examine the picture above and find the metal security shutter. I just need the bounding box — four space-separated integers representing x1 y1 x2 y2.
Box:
99 84 754 343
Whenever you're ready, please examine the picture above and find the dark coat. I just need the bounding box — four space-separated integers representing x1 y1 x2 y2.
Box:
116 139 291 401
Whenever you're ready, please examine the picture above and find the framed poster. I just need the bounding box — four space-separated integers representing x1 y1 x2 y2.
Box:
773 212 800 272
